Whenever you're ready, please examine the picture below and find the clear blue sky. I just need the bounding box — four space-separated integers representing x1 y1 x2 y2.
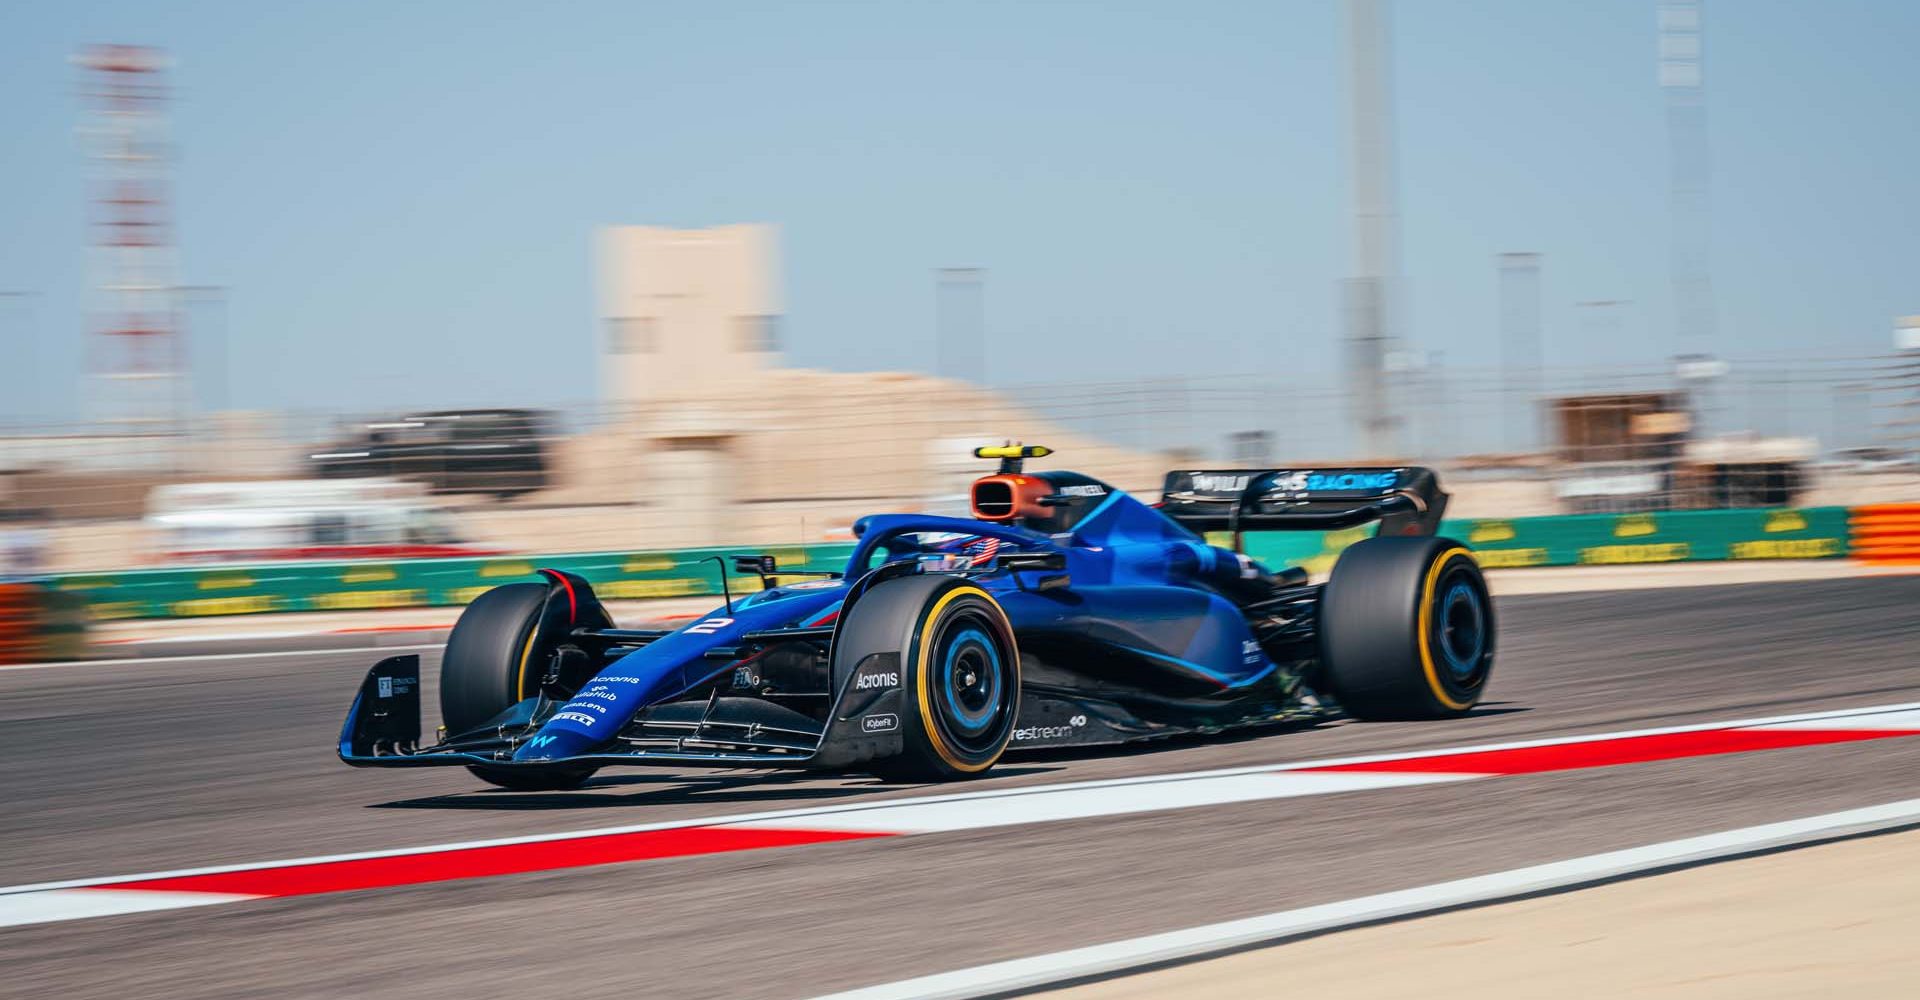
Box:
0 0 1914 420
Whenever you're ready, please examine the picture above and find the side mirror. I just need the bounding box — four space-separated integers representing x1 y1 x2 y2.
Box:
732 554 779 589
731 554 777 576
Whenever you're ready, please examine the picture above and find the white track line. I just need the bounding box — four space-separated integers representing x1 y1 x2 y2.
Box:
730 771 1470 835
805 798 1920 1000
0 643 444 672
101 629 386 645
0 889 258 927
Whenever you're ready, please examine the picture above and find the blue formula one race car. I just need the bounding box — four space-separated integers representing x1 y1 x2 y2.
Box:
339 445 1495 790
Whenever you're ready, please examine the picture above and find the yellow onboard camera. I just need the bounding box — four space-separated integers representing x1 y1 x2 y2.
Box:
974 443 1051 474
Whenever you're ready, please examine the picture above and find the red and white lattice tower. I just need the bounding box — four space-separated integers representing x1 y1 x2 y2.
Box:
75 44 189 431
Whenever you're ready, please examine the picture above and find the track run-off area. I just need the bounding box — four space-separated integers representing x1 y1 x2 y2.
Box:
4 575 1919 999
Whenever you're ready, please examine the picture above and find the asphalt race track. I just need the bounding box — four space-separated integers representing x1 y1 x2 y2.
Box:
4 577 1919 999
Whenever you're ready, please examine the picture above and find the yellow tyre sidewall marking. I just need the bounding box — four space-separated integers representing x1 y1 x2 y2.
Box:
514 624 541 701
914 585 1018 773
1417 547 1478 711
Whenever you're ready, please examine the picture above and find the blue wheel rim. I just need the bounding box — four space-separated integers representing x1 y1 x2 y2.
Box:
1438 578 1487 681
939 625 1001 734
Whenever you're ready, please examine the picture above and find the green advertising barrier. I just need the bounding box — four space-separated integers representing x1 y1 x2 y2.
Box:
52 543 856 621
1226 507 1851 576
1445 507 1850 568
48 508 1852 621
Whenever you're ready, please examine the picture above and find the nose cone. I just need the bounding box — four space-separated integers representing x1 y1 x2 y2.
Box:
512 648 687 761
510 586 850 762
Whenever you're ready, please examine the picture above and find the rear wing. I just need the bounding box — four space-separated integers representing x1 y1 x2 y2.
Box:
1159 467 1448 538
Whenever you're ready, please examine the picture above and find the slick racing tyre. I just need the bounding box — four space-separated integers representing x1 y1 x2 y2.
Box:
839 576 1021 782
441 582 598 791
1319 537 1494 720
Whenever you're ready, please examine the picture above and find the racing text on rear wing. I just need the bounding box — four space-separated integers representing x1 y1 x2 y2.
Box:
1159 467 1448 536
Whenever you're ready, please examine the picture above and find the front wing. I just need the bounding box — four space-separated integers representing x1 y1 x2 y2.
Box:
338 655 910 772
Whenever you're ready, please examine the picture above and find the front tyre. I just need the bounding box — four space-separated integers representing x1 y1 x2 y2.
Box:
841 577 1020 782
440 582 599 791
1319 537 1494 720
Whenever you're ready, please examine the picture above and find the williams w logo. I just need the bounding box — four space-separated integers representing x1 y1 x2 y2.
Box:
525 735 557 749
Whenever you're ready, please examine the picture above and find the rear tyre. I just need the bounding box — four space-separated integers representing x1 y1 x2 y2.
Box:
1319 537 1494 720
842 577 1020 782
441 582 599 791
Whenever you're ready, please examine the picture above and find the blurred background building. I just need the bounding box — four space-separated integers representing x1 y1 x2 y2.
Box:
597 224 783 407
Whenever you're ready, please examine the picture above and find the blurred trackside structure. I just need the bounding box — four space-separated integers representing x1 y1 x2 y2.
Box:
598 224 784 405
2 361 1916 575
0 223 1917 573
1 367 1917 572
74 45 190 433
